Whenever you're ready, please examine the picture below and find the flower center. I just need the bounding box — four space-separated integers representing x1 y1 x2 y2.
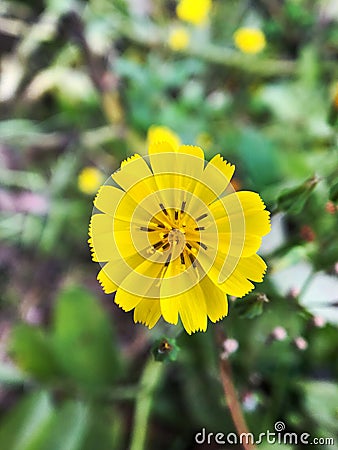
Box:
168 228 185 246
138 203 210 272
167 228 186 259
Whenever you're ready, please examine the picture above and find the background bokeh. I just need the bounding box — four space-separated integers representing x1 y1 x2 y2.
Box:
0 1 337 449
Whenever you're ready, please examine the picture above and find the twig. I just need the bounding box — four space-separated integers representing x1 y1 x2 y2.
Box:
298 269 314 300
219 357 256 450
217 329 256 450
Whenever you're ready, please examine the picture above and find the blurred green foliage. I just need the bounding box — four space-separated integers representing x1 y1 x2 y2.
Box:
0 0 337 449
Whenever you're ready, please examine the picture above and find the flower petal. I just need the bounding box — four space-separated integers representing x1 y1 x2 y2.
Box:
177 282 208 334
118 257 163 299
148 125 181 149
199 274 228 322
115 288 143 312
233 253 267 282
89 214 141 263
199 231 262 258
199 154 235 203
161 269 207 334
196 242 267 297
112 154 153 192
134 299 161 329
210 190 271 239
88 214 114 262
99 246 151 287
218 254 267 297
97 268 118 293
94 185 124 216
149 142 204 188
159 258 183 325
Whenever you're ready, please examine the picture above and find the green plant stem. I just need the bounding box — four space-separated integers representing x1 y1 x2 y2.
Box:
298 269 314 300
219 357 257 450
130 357 165 450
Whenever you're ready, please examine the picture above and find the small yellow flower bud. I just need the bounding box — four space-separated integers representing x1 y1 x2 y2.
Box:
168 26 190 51
78 167 104 195
176 0 211 26
233 27 266 54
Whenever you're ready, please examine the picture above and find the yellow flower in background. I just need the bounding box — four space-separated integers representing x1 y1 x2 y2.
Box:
196 132 213 150
89 140 270 334
233 27 266 54
147 125 181 150
176 0 211 26
168 26 190 51
78 167 104 195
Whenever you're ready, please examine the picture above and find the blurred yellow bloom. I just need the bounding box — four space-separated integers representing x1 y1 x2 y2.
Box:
176 0 211 26
78 167 104 195
168 26 190 51
147 125 181 150
196 132 213 150
233 27 266 54
89 139 270 334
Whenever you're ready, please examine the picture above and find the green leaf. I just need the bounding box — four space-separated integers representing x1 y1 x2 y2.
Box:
276 176 318 214
298 45 320 88
26 401 88 450
0 391 53 450
234 294 269 319
238 129 282 189
52 286 120 389
10 325 61 381
329 180 338 202
0 392 88 450
302 381 338 433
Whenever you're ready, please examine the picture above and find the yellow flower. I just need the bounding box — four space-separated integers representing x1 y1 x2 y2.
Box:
147 125 181 150
89 141 270 334
196 132 213 150
233 27 266 54
78 167 104 195
176 0 211 26
168 26 190 51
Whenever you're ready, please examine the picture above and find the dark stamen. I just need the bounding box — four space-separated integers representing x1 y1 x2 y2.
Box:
162 242 170 251
140 226 156 232
157 223 165 228
162 233 169 239
164 253 172 267
159 203 169 216
181 201 186 212
194 226 205 231
186 242 192 250
174 210 179 221
153 241 163 250
180 253 185 265
196 213 208 221
197 241 208 250
188 253 197 268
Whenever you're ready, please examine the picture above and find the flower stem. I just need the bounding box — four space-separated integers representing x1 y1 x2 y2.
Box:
217 331 256 450
129 357 165 450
